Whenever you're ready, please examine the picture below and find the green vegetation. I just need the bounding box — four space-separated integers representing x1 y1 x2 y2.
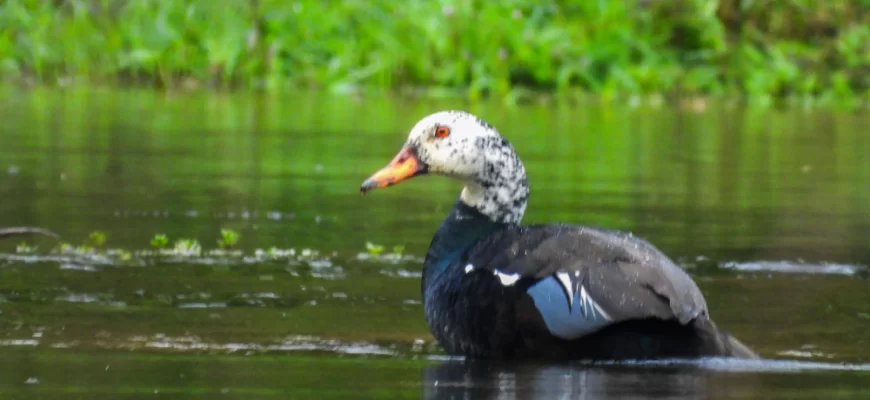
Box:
86 230 107 247
2 0 870 103
15 242 35 254
363 242 410 262
217 228 241 249
5 229 410 266
149 234 169 249
7 230 415 270
173 238 202 256
365 242 385 256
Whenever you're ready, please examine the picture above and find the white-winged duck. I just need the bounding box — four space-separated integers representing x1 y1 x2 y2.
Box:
360 111 757 360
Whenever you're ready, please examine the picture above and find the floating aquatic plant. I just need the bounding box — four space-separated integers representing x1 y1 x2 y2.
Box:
173 239 202 257
15 242 35 254
87 231 107 247
150 234 169 249
358 242 418 264
365 242 385 256
1 230 424 275
217 228 240 249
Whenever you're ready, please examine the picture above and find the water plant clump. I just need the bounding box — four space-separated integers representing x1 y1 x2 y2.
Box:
86 231 107 247
15 242 35 254
217 228 240 249
2 1 870 103
365 242 385 256
2 231 422 271
150 234 169 249
173 239 202 257
359 242 414 264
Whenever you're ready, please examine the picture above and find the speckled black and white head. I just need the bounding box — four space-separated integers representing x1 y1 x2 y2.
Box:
361 110 529 225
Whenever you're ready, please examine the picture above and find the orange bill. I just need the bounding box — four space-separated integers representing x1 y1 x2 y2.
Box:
360 146 426 193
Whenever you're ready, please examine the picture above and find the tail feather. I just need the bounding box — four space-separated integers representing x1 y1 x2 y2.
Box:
721 331 758 358
694 318 759 359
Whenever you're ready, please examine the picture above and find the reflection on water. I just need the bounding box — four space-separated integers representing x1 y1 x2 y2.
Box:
423 358 870 400
424 360 719 399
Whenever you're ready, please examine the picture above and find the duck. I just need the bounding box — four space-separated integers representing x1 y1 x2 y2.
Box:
360 110 757 361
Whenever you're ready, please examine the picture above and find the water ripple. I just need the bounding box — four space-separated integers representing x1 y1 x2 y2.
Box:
590 357 870 373
720 260 864 276
378 268 423 278
107 334 398 356
2 333 870 373
3 250 863 278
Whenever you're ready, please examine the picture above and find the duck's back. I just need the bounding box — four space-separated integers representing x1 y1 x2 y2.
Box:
422 223 756 360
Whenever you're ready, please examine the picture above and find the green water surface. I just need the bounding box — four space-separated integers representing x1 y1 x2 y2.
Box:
1 88 869 399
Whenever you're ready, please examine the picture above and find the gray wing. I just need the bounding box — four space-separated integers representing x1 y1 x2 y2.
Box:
467 224 708 332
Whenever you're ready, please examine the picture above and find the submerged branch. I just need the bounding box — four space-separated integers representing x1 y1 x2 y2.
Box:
0 227 60 240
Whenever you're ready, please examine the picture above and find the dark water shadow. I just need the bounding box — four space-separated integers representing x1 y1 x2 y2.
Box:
423 360 721 399
421 357 870 399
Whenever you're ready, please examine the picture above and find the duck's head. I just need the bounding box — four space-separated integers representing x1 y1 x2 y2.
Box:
360 110 529 224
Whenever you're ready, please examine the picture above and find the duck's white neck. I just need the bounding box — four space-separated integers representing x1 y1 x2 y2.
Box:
458 157 529 225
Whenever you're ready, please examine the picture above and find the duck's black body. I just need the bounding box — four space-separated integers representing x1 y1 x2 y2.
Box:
422 200 756 360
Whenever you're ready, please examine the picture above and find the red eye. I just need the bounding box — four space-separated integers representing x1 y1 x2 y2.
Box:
435 126 451 138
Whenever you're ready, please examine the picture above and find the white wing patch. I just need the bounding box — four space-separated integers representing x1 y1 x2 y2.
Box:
553 271 611 320
464 264 475 274
555 272 574 307
494 270 521 286
526 274 614 340
578 284 611 321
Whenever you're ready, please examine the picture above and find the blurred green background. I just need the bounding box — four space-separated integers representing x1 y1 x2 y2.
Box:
2 0 870 105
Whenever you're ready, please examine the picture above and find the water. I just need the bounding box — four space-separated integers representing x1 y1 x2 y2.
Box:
0 88 869 398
